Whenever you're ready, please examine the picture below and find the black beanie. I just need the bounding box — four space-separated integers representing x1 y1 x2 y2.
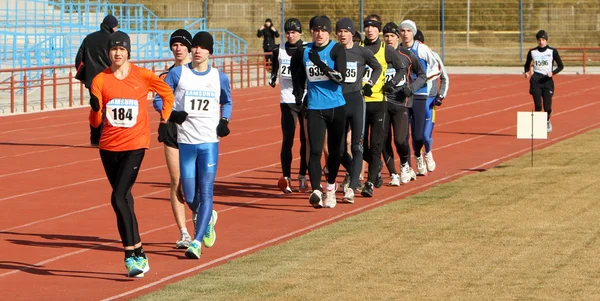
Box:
108 31 131 54
284 18 302 33
536 30 548 41
170 29 192 51
382 22 400 37
265 18 272 23
336 18 357 35
414 30 425 43
192 31 214 54
363 19 382 32
311 16 331 33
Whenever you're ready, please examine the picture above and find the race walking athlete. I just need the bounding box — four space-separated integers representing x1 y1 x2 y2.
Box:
291 15 347 209
269 18 309 194
335 17 382 203
381 22 425 186
162 32 233 259
524 29 563 133
89 31 174 277
414 29 449 171
153 29 194 249
400 20 440 176
360 14 411 197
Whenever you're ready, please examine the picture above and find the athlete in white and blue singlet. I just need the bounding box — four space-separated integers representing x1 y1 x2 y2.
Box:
163 32 232 260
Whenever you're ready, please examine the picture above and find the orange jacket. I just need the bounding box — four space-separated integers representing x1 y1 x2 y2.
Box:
89 64 174 151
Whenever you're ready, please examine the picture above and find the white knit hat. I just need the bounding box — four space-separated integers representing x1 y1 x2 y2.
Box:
400 20 417 36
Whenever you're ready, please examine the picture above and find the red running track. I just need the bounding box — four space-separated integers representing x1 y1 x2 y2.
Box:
0 75 599 300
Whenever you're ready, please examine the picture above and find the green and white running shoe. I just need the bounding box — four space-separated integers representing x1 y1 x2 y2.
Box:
203 210 218 248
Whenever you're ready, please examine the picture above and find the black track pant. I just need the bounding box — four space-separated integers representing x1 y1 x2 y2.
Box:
383 102 410 174
100 148 145 247
529 73 554 120
306 106 346 191
280 103 307 178
340 91 366 190
409 95 428 157
362 101 387 183
89 88 104 145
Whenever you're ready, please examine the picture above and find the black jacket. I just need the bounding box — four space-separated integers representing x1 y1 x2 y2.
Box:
75 23 114 88
257 26 280 51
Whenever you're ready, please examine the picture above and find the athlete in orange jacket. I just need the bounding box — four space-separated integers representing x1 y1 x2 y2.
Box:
88 31 174 278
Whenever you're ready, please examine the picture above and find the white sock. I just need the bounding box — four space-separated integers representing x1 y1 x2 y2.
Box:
326 182 335 191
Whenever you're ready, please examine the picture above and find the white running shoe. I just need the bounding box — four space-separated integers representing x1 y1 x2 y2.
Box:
309 190 323 208
341 173 350 193
547 120 553 133
400 163 412 184
175 232 192 249
342 188 355 203
416 156 428 176
324 187 337 208
424 151 436 172
389 173 400 186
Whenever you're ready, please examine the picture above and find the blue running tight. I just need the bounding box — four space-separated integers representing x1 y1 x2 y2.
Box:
179 142 218 242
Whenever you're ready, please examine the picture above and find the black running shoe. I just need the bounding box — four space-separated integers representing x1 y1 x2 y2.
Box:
374 173 383 188
361 181 374 197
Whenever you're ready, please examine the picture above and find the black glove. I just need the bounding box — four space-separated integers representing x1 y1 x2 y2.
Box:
383 80 397 94
216 118 230 137
269 74 277 88
401 85 413 97
168 111 188 125
308 49 322 66
362 84 373 97
293 88 303 106
434 95 444 106
158 122 169 143
90 94 100 112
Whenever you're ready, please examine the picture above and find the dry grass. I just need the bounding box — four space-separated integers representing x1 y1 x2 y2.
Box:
136 129 600 301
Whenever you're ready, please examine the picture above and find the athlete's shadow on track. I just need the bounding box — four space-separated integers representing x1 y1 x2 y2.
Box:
436 130 515 137
0 261 133 281
1 231 187 261
0 141 97 148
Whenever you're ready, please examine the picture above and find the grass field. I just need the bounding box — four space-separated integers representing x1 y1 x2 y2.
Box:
135 128 600 301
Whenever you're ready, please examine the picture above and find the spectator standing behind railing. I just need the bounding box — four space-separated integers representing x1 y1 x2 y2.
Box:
75 15 119 147
257 18 280 70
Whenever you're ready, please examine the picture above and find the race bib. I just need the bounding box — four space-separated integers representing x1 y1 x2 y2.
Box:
385 68 396 83
184 90 217 117
280 59 292 78
362 66 373 84
106 98 138 128
345 62 358 83
305 62 328 82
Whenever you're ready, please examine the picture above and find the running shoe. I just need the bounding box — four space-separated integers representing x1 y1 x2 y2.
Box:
424 151 436 172
185 241 202 259
175 232 192 249
547 120 552 133
134 256 150 278
309 190 323 208
324 186 337 208
389 173 400 186
125 257 143 278
298 175 308 193
361 181 374 197
203 210 218 248
342 188 355 204
416 156 428 176
278 177 293 193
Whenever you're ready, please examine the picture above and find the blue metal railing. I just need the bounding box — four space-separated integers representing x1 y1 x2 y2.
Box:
0 0 247 73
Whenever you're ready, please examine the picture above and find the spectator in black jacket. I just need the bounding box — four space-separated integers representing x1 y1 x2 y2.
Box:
75 15 119 147
257 18 280 69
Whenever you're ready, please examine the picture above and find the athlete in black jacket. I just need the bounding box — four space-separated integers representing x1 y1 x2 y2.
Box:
75 15 118 146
